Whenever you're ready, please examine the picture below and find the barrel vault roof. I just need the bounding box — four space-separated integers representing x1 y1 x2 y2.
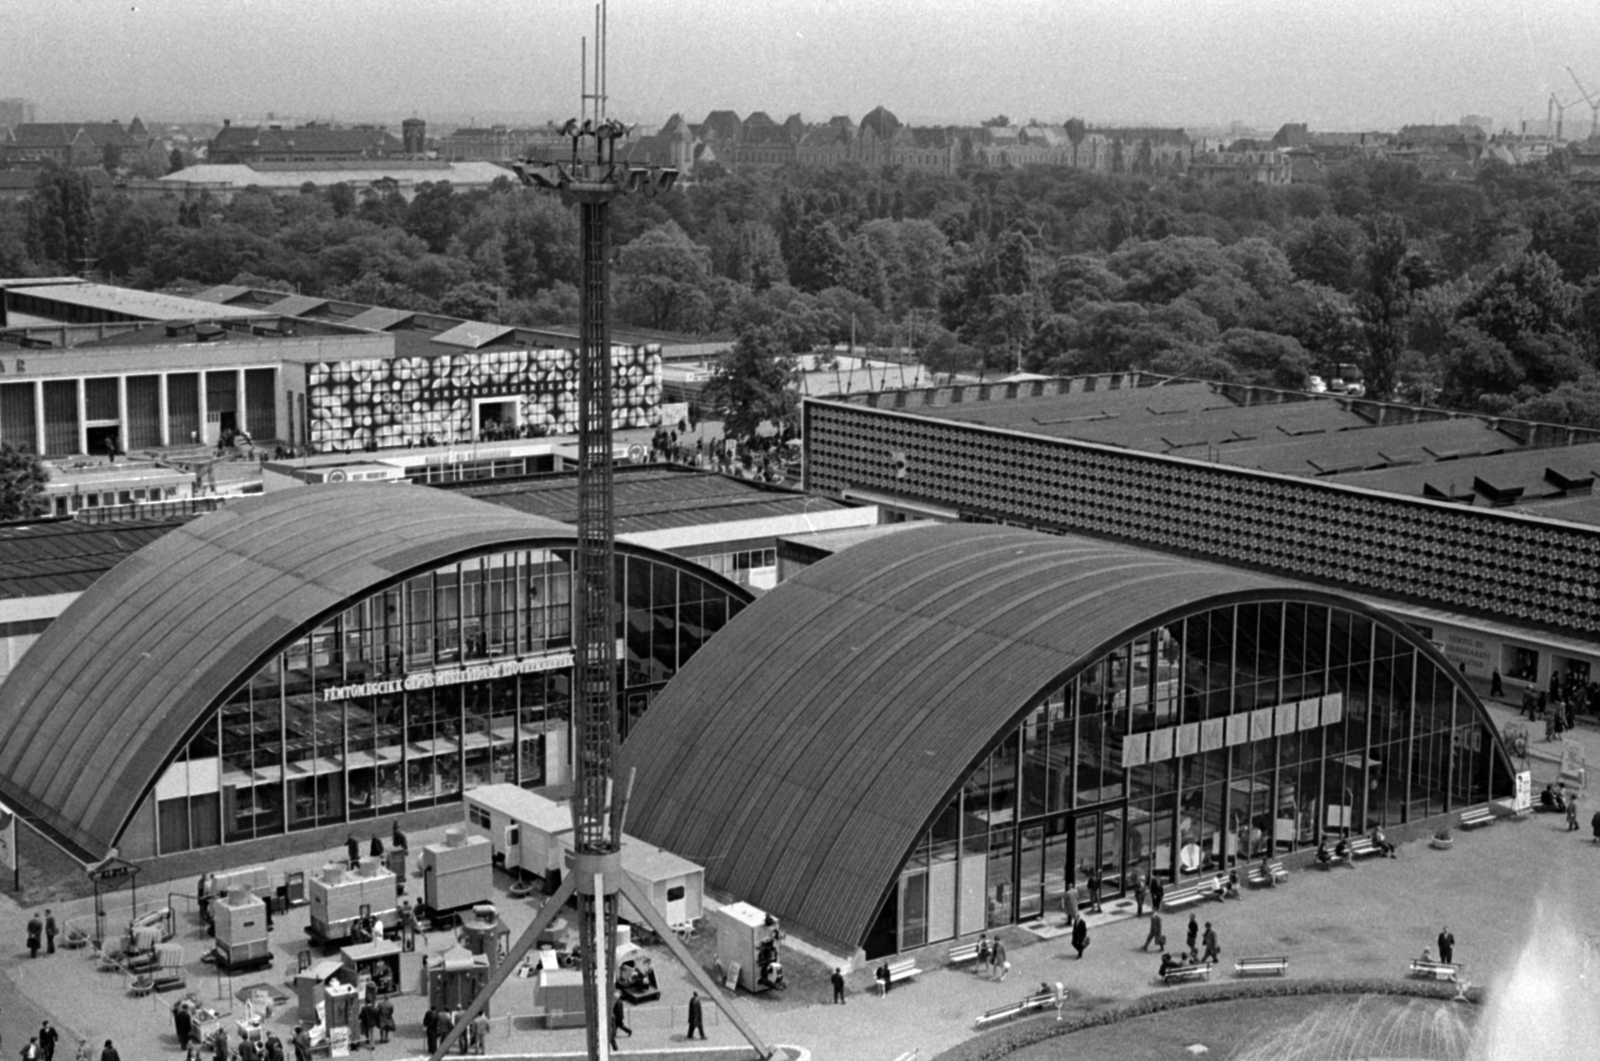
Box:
0 485 577 860
616 522 1488 953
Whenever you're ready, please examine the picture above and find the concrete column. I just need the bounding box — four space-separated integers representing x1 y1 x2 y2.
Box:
157 373 169 446
76 378 87 455
116 375 128 456
197 373 208 446
32 381 44 455
236 368 247 438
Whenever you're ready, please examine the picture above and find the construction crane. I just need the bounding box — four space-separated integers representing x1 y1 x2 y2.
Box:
1550 93 1574 141
1568 67 1600 139
425 5 771 1060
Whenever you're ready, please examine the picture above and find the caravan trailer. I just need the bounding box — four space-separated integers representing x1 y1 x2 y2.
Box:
464 784 573 881
462 784 704 927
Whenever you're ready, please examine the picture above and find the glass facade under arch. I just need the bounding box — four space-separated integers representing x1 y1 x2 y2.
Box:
140 547 745 857
869 599 1511 957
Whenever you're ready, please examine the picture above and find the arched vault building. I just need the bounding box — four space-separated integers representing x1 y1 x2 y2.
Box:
618 523 1514 958
0 485 751 865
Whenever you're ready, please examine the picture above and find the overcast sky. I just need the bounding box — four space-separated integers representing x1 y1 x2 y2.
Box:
6 0 1600 132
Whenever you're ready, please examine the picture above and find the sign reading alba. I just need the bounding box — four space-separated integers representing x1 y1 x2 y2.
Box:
322 652 575 702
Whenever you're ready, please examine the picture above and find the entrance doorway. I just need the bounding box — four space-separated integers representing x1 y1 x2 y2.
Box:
85 424 121 459
1015 808 1126 922
475 399 519 441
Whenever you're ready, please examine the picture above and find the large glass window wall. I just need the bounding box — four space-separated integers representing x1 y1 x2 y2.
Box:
160 548 743 854
867 600 1511 958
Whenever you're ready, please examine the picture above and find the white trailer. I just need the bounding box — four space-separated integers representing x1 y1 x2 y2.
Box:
464 784 704 926
463 784 572 880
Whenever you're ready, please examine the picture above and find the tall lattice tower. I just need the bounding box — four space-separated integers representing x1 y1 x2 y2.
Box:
423 7 770 1059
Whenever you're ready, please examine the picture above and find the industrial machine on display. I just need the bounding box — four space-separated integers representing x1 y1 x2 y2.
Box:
306 859 398 952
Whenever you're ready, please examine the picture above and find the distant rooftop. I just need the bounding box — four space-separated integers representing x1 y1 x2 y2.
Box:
441 465 857 536
822 373 1600 526
0 517 188 599
6 282 266 321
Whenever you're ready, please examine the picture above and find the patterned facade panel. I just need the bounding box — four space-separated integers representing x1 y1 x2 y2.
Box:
305 344 662 451
804 402 1600 638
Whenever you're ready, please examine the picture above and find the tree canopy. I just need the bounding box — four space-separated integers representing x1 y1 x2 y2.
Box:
5 149 1600 423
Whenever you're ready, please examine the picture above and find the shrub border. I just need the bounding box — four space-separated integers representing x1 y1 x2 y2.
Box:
932 977 1482 1061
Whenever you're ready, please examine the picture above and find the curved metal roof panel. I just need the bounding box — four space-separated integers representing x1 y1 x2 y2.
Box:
0 484 573 860
616 522 1469 953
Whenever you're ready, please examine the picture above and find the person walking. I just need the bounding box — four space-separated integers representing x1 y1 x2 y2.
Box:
470 1011 489 1055
1062 878 1078 925
39 1022 57 1061
687 990 707 1040
1568 794 1581 832
1186 913 1199 953
44 911 57 955
1202 922 1221 964
1086 865 1103 912
26 912 42 958
830 967 846 1003
20 1038 39 1061
1071 916 1090 959
1133 873 1148 917
376 995 395 1043
976 932 990 974
1150 875 1165 915
1142 911 1165 952
1438 926 1455 964
98 1043 119 1061
610 997 632 1049
422 1009 439 1054
291 1026 311 1061
992 939 1009 981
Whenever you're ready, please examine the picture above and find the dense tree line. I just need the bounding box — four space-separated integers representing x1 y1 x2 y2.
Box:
8 154 1600 425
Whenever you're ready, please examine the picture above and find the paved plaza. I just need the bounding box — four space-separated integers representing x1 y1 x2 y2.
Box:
0 691 1593 1061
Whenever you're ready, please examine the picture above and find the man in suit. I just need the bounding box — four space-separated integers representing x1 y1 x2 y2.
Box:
687 991 706 1040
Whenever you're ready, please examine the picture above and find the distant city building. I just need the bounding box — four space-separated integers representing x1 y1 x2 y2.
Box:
1187 148 1293 186
208 120 403 164
0 117 166 173
139 159 515 203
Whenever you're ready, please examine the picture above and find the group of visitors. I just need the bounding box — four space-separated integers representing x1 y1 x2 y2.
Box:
422 1007 491 1054
972 932 1010 981
1516 669 1596 739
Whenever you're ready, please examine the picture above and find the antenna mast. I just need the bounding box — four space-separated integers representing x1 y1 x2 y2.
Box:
424 5 770 1058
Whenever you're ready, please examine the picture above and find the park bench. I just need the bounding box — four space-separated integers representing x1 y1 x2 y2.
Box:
1246 861 1288 887
973 989 1058 1027
1161 873 1225 909
1459 807 1495 829
1409 958 1460 980
1346 837 1380 860
877 957 922 994
1161 962 1211 985
1233 955 1289 977
947 941 982 967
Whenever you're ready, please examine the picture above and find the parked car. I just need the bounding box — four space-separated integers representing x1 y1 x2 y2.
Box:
1307 375 1328 394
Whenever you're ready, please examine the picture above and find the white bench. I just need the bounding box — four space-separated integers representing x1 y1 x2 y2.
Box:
1162 963 1211 985
1346 837 1381 859
877 957 921 994
1246 861 1288 887
1459 807 1495 829
1410 958 1460 980
1233 955 1288 977
947 941 982 967
973 991 1056 1027
1162 874 1225 909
